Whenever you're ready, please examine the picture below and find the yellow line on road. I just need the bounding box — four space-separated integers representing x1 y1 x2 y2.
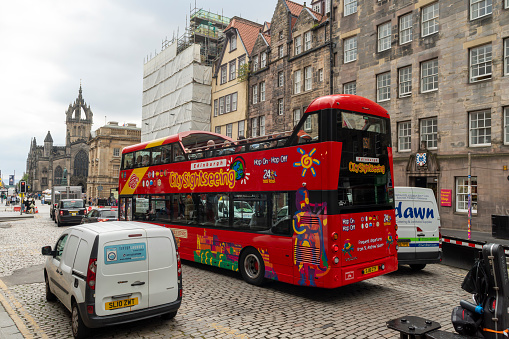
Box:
210 322 249 339
0 278 48 339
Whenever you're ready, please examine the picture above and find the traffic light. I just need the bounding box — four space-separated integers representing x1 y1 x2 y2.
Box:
20 181 27 193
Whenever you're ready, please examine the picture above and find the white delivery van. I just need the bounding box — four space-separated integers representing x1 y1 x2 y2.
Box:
42 221 182 338
394 187 442 270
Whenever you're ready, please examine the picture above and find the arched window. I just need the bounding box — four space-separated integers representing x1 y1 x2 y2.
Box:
42 167 48 174
73 126 76 136
74 150 88 177
54 166 63 185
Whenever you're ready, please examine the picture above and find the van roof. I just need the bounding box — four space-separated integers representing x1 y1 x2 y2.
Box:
69 221 165 234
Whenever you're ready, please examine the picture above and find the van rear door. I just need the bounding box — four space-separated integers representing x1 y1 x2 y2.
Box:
147 232 179 307
95 229 149 316
395 187 416 261
411 188 440 258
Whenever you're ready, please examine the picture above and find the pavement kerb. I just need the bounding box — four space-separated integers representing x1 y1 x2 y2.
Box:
0 280 30 339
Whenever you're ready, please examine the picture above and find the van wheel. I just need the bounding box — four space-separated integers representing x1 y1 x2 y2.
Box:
410 264 426 271
239 248 265 286
45 274 56 302
161 311 178 320
57 219 62 227
71 302 91 339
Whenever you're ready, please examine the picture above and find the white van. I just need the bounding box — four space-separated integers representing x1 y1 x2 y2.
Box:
42 221 182 338
394 187 442 270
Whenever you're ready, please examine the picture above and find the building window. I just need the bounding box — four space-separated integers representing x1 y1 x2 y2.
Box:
421 59 438 92
239 55 246 67
505 38 509 76
230 34 237 51
253 55 259 71
504 107 509 145
260 116 265 136
214 99 218 117
470 44 492 82
253 85 258 104
293 108 301 126
399 13 413 45
420 117 438 149
304 31 312 51
215 126 221 134
251 117 258 137
279 31 283 40
469 110 491 146
295 36 302 55
378 22 391 52
319 69 323 82
226 95 231 113
506 0 509 9
238 120 245 138
278 98 284 115
344 0 357 16
313 3 321 13
219 97 225 114
278 71 284 87
344 36 357 63
343 81 356 95
260 82 266 102
113 148 120 157
304 116 312 131
279 45 284 58
456 177 477 213
229 61 236 81
226 123 233 138
261 52 267 68
422 2 439 37
377 72 391 102
231 92 237 111
42 177 47 186
399 66 412 97
398 121 411 151
294 70 302 94
304 66 312 91
221 65 227 84
470 0 492 20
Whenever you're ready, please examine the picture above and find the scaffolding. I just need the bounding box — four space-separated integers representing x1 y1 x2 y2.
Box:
154 4 230 66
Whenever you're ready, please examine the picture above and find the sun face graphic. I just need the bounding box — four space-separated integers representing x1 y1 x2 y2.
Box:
293 148 321 177
226 156 250 184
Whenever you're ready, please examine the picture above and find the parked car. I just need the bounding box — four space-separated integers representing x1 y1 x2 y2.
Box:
55 199 86 227
41 221 182 338
81 208 118 224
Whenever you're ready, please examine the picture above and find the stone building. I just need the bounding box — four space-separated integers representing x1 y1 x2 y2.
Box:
247 0 330 136
26 86 92 193
211 17 263 139
332 0 509 230
87 122 141 201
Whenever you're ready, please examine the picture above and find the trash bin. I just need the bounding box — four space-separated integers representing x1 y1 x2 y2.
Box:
492 215 509 239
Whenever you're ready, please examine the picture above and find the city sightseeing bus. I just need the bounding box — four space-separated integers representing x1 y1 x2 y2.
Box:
118 94 398 288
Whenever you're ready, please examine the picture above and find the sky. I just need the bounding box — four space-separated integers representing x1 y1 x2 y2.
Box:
0 0 276 183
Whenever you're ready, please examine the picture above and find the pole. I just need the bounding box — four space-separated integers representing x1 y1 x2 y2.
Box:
467 152 471 240
328 0 333 95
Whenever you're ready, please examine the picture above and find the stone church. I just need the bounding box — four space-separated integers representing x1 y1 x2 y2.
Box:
26 85 92 193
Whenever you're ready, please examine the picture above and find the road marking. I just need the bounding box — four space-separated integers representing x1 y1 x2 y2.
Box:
0 278 48 339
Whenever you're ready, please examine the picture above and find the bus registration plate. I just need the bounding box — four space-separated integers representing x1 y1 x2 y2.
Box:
105 297 138 310
362 266 379 275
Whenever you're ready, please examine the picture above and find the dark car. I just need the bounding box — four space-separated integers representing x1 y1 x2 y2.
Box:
55 199 86 227
81 208 118 224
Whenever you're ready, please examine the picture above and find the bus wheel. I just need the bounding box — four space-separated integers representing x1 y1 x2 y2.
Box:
240 248 265 286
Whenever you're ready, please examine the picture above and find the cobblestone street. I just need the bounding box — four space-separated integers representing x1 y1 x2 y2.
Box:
0 203 471 338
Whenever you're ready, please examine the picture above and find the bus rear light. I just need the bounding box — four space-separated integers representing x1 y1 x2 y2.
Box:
333 256 339 264
332 245 339 253
86 258 97 290
332 232 338 241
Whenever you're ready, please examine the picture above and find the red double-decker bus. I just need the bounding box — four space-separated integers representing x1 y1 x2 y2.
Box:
118 94 398 288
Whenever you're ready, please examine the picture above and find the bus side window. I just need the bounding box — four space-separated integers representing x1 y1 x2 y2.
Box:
122 153 134 170
161 144 172 164
173 143 185 162
272 192 291 235
151 147 162 165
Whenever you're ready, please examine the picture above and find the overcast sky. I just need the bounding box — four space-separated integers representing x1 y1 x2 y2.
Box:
0 0 276 183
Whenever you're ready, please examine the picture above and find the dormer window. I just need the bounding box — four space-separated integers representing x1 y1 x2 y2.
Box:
313 3 321 13
261 52 267 68
230 34 237 51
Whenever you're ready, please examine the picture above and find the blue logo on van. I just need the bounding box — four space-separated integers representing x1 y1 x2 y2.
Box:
395 202 434 220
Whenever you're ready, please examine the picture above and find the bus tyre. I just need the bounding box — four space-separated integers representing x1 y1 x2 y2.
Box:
410 264 426 271
239 248 265 286
71 302 91 339
45 273 56 302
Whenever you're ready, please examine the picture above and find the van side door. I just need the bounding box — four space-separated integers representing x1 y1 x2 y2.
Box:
147 235 179 307
58 232 82 310
47 233 70 303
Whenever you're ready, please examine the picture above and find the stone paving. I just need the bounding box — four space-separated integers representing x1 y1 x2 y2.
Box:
0 202 472 338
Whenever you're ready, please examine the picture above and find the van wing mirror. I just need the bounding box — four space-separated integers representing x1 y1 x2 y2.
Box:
41 246 54 256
